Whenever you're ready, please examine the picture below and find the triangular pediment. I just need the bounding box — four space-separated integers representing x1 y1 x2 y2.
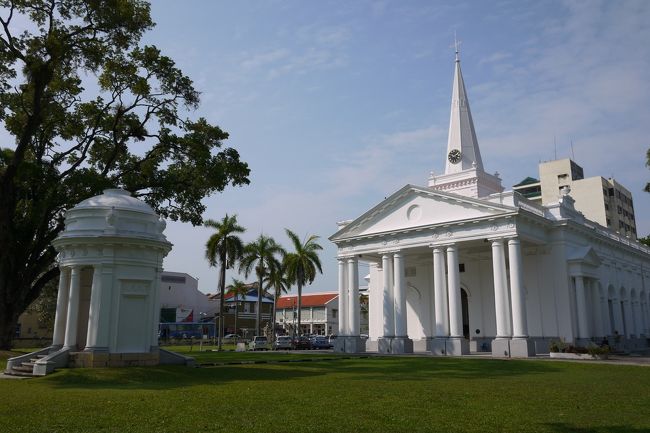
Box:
568 246 602 267
331 185 516 241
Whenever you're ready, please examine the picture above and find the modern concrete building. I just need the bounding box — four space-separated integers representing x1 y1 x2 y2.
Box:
330 47 650 356
514 159 639 240
159 271 218 322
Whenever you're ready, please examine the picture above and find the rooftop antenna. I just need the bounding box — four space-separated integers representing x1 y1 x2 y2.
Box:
554 135 557 160
570 139 575 161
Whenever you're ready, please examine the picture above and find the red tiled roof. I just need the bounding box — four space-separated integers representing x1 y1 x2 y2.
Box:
276 293 337 309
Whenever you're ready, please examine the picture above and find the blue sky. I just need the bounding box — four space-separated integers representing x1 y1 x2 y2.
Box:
79 1 650 293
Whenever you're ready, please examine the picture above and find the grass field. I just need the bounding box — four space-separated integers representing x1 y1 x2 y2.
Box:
1 349 649 433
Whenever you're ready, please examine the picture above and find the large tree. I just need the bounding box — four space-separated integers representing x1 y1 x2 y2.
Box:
204 214 245 351
239 235 283 336
0 1 250 349
283 229 322 336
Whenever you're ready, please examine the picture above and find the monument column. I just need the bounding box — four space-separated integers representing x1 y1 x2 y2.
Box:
337 258 348 336
63 265 82 349
84 264 104 350
491 239 511 357
378 253 395 353
51 267 71 349
431 246 449 355
507 237 534 356
446 244 468 355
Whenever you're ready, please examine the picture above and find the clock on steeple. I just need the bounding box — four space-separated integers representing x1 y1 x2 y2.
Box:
448 149 462 164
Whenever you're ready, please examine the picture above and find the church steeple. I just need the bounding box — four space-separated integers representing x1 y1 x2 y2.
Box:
428 41 503 198
444 41 484 174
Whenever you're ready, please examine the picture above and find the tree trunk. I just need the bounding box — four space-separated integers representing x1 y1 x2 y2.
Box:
218 252 226 351
234 301 238 341
271 289 278 341
297 282 302 336
0 301 21 350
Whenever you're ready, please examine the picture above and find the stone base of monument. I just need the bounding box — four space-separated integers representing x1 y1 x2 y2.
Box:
70 350 160 368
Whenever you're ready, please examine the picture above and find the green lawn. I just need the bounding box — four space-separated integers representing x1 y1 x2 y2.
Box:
1 349 649 433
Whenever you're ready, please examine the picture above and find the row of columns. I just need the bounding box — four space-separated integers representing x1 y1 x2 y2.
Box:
573 276 650 341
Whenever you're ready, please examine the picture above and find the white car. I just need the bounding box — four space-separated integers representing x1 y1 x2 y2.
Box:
273 336 293 350
249 336 269 351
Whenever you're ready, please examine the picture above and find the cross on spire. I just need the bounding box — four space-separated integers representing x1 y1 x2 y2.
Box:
451 31 462 62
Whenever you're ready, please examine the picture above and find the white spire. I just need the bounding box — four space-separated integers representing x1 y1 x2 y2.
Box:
444 42 484 175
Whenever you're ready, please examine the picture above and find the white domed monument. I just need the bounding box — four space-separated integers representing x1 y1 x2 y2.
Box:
6 189 192 376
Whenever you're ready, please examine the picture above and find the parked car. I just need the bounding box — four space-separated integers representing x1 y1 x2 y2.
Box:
273 336 293 350
223 334 240 343
249 336 269 351
293 335 312 350
311 336 331 349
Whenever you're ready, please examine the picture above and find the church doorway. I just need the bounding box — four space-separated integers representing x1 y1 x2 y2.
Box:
461 288 470 339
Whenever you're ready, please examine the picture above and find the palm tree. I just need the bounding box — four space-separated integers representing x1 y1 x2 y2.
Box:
264 264 291 340
239 235 284 336
204 214 245 350
283 229 323 336
226 278 249 340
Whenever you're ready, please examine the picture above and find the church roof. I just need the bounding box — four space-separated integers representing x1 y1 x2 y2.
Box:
330 184 517 241
445 51 483 174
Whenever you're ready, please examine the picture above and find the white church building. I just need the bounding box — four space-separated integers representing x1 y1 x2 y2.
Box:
330 48 650 357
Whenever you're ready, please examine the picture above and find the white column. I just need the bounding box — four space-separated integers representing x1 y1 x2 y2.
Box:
600 287 612 336
381 253 395 338
575 276 590 339
633 300 643 337
63 266 82 349
393 252 407 338
623 299 634 338
612 297 624 337
590 280 604 338
433 247 448 337
337 259 348 336
150 264 161 349
507 238 528 338
347 257 359 336
447 245 462 338
85 265 103 349
52 267 71 347
491 240 510 338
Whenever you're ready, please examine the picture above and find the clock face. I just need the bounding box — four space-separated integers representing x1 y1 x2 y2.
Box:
448 149 462 164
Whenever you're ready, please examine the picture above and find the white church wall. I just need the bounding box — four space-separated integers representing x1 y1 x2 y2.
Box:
405 262 432 340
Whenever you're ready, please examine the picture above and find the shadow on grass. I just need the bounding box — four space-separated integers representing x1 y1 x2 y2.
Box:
294 356 561 381
42 356 560 390
545 423 650 433
42 364 319 390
